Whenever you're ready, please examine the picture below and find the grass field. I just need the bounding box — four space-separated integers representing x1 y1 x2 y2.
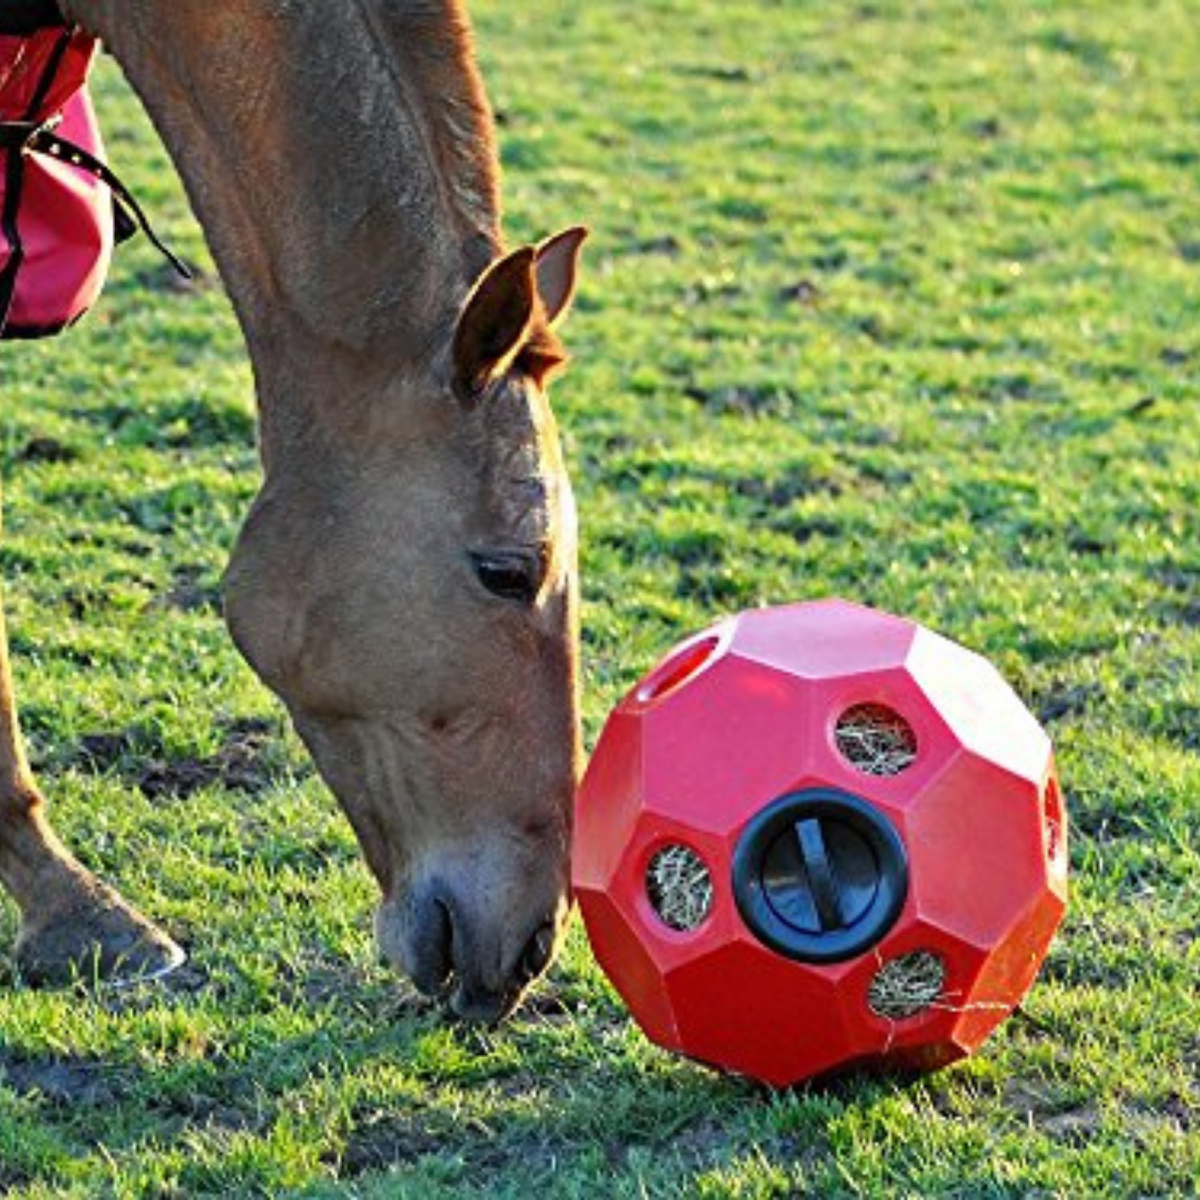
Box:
2 0 1199 1194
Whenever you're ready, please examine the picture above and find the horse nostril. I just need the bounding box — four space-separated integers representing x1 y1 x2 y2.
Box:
517 921 556 985
406 895 455 996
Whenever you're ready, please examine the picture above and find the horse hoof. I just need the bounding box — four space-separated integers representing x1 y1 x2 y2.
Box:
15 891 186 988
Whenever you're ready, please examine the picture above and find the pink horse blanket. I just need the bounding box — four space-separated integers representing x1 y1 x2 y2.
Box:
0 25 111 338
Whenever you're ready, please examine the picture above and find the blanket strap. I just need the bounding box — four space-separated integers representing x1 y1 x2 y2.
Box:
20 123 192 279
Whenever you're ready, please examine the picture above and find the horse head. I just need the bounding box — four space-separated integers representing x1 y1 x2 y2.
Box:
223 229 587 1020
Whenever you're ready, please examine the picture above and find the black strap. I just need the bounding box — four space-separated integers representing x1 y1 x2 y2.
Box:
0 2 65 36
0 131 25 331
0 115 58 150
21 125 192 279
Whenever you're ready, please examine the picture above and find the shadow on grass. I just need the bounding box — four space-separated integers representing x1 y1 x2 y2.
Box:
0 951 1130 1196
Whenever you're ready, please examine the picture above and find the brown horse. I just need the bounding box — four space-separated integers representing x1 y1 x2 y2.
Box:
0 1 586 1022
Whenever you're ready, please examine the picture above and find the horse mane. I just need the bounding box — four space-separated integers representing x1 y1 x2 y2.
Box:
354 0 503 277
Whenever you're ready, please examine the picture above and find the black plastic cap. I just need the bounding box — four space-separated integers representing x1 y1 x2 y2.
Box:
732 789 909 964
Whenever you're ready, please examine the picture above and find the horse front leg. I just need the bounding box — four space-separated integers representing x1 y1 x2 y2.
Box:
0 594 183 985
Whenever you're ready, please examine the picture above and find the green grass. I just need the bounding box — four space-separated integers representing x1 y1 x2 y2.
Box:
2 0 1198 1193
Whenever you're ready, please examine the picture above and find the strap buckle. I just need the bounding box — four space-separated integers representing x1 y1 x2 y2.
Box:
0 113 61 151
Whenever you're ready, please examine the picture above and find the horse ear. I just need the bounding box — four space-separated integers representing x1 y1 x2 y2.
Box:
453 245 538 399
535 226 588 327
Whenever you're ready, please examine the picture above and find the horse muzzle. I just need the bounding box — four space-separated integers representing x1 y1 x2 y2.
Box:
375 878 564 1023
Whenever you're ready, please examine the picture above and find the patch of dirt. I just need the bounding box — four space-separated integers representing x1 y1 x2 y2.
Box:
459 1131 566 1180
1144 1093 1196 1133
275 947 374 1009
1002 1079 1057 1114
1150 566 1200 628
518 987 589 1022
332 1070 603 1180
1034 681 1101 724
147 1073 269 1136
0 1168 33 1192
336 1114 447 1176
683 383 795 418
98 961 212 1016
851 313 891 344
1040 1105 1102 1142
969 116 1004 139
147 563 222 614
1003 1080 1107 1142
73 728 143 768
627 234 682 257
380 981 445 1023
674 63 754 83
138 723 278 800
777 278 824 306
661 1115 751 1162
599 1113 812 1181
69 717 283 800
768 513 843 545
981 372 1064 404
0 1049 128 1107
731 471 843 505
1066 530 1111 556
16 436 78 464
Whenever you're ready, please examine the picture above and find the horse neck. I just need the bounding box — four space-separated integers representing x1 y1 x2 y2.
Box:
68 1 502 461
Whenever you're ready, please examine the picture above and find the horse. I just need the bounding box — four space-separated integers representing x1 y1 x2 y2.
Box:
0 0 587 1023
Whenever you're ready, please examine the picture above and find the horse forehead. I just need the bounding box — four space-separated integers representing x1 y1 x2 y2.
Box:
467 420 564 542
477 384 564 477
483 457 557 541
489 434 549 480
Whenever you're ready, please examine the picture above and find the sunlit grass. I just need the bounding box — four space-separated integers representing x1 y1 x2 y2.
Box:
1 0 1197 1193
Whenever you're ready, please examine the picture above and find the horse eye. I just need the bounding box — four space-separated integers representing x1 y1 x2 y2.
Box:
470 551 542 604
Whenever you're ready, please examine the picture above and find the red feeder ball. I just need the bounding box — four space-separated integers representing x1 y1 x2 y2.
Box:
573 599 1068 1087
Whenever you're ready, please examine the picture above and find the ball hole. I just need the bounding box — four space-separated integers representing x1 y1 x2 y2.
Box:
867 950 946 1020
646 844 713 932
637 637 720 703
835 704 917 777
